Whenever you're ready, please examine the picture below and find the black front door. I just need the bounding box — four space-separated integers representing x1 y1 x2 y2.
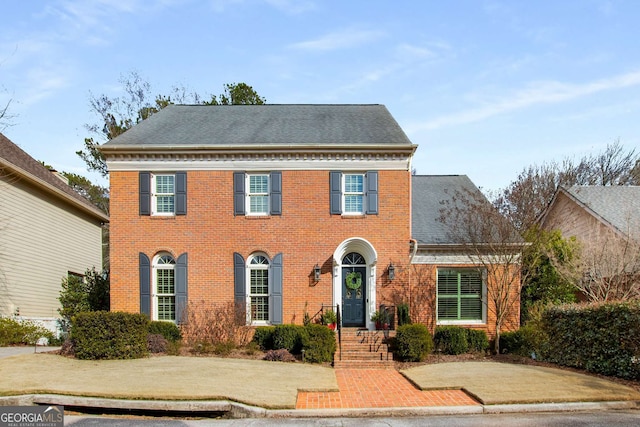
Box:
342 266 366 326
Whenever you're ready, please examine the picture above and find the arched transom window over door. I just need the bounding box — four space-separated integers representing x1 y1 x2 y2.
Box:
342 252 366 327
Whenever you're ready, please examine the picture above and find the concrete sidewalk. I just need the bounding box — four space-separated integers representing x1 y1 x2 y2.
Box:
0 350 638 417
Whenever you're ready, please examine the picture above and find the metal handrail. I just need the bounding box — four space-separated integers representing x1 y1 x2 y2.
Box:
336 303 342 361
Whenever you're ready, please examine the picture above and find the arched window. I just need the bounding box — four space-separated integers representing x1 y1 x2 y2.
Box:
248 254 270 323
343 252 365 265
153 253 176 321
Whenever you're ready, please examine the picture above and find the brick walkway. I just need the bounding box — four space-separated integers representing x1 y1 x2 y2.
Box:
296 369 479 409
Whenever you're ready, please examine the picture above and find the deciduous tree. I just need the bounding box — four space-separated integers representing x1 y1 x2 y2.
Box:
439 188 526 354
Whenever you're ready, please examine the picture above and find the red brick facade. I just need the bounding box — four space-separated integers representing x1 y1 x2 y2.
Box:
110 169 412 325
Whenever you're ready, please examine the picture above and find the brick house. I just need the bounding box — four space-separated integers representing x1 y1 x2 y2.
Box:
538 185 640 300
101 104 520 337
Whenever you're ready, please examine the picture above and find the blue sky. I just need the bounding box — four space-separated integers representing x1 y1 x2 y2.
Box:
1 0 639 191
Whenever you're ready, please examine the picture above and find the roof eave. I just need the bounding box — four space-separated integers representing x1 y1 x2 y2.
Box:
0 159 109 223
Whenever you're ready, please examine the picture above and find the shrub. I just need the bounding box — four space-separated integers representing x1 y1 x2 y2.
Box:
466 329 489 353
395 324 433 362
301 324 336 363
58 268 109 334
253 326 276 350
148 321 181 342
272 324 304 354
434 326 469 355
147 334 168 354
0 317 54 346
190 340 215 355
397 303 411 326
213 340 236 356
542 301 640 380
71 311 149 360
263 349 296 362
181 301 252 348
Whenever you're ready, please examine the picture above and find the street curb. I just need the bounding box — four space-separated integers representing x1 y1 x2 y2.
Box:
1 394 639 418
483 400 640 414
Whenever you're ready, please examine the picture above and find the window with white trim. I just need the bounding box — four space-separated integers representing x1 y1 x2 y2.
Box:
343 173 364 214
153 253 176 321
247 174 269 215
248 254 270 323
437 268 485 323
152 174 175 215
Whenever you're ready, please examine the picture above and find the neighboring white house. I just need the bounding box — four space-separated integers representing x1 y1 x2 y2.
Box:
0 133 108 333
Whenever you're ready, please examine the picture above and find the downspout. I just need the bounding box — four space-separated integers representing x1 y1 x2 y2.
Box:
409 239 418 311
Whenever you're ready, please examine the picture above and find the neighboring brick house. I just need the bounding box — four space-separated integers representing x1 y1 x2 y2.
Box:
539 186 640 244
101 104 521 337
538 185 640 300
0 133 108 333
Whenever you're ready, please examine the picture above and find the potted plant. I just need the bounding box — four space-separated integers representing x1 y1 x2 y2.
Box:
321 309 337 330
371 310 389 330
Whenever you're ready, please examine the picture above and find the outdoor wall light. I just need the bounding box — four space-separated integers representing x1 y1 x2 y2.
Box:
314 264 321 281
388 263 396 281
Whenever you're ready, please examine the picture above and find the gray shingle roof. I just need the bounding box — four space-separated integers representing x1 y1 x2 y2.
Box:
0 133 108 221
101 104 413 148
563 186 640 237
411 175 482 245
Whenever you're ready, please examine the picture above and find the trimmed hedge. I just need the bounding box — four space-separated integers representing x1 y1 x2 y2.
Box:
72 311 149 360
272 324 304 353
434 326 468 355
252 326 276 350
466 329 489 353
434 326 489 354
148 321 181 342
542 302 640 380
301 324 336 363
395 324 433 362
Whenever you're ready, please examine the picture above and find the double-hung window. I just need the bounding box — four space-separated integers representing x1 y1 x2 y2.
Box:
153 174 175 215
233 171 282 216
247 174 269 215
248 254 270 323
343 174 364 214
329 171 378 215
139 172 187 216
437 268 485 323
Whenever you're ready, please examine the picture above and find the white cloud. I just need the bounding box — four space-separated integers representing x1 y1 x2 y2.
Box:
407 70 640 132
289 28 386 52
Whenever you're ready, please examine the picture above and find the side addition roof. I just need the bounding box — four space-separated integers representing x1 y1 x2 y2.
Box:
411 175 482 245
0 133 109 222
101 104 414 149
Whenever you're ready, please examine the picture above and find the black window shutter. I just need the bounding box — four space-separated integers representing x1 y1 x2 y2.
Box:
366 171 379 215
175 253 188 324
270 171 282 215
233 252 246 318
139 172 151 216
233 172 245 215
329 171 342 215
139 253 151 317
270 253 283 325
175 172 187 215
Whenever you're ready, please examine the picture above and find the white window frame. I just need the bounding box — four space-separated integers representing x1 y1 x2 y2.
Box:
247 253 270 325
436 268 487 325
342 173 365 215
153 253 176 322
151 173 175 216
246 174 270 216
